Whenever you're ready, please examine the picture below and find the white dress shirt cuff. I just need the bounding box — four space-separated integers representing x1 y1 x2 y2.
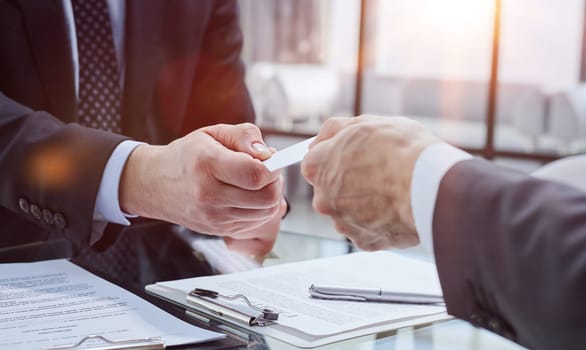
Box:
410 143 472 256
94 140 145 225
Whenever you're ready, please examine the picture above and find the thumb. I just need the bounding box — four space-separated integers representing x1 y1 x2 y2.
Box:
202 123 272 160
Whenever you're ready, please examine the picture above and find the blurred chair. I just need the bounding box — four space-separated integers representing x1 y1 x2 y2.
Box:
532 154 586 192
547 86 586 154
247 63 339 129
246 62 277 126
509 89 546 149
362 76 545 152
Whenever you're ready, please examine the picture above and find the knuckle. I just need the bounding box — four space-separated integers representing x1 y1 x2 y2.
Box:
326 116 346 126
240 122 257 130
239 122 260 136
300 161 316 182
222 221 240 235
355 122 376 135
322 118 341 131
312 194 334 216
267 203 281 217
332 196 348 215
245 166 268 189
255 243 273 257
225 222 239 235
279 199 288 216
334 221 354 237
260 183 281 206
253 209 275 224
194 184 213 204
200 205 218 222
195 145 218 172
333 221 346 234
356 241 378 252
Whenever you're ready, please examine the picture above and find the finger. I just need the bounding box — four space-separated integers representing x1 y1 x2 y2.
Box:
223 203 284 256
311 190 336 216
334 220 361 238
203 123 272 160
223 205 281 223
210 148 281 190
226 199 286 240
279 196 287 216
310 117 357 148
224 237 275 257
214 179 282 209
333 220 384 251
301 136 335 185
213 217 273 236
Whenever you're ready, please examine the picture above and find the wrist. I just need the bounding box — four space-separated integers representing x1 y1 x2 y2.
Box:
119 144 162 218
410 143 473 254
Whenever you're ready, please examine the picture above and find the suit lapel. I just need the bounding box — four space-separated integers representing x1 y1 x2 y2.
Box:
19 0 76 122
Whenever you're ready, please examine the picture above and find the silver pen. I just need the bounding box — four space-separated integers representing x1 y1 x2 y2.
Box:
309 284 444 305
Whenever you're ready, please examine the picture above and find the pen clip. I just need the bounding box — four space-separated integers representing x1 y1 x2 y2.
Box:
308 285 367 301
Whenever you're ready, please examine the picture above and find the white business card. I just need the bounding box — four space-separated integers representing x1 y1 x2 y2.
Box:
263 136 316 171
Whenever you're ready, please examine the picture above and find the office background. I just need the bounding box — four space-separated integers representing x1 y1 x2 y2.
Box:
238 0 586 170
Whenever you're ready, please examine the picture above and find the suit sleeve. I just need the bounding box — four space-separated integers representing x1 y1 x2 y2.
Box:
433 158 586 350
180 0 255 134
0 92 127 247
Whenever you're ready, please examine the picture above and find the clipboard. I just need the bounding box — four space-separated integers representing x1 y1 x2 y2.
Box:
186 288 278 327
145 251 452 349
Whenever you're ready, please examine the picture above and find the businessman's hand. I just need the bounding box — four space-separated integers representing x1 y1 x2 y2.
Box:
301 116 439 250
120 123 284 255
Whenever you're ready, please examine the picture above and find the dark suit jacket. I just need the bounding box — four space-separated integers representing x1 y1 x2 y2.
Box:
433 158 586 349
0 0 254 262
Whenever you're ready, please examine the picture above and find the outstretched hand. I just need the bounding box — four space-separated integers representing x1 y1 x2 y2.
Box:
301 116 439 250
120 123 285 255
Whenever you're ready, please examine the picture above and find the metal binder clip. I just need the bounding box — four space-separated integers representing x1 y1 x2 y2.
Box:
188 288 279 326
44 335 165 350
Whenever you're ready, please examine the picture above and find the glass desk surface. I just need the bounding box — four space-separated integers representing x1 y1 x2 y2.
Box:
219 230 526 350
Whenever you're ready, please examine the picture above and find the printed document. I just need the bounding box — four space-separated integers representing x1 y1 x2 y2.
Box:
147 251 449 347
0 259 223 349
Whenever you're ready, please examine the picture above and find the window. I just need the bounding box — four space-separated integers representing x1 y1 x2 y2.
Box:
496 0 586 156
363 0 494 150
239 0 360 132
240 0 586 161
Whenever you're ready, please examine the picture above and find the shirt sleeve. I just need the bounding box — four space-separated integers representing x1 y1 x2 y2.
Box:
93 140 145 225
410 143 473 256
